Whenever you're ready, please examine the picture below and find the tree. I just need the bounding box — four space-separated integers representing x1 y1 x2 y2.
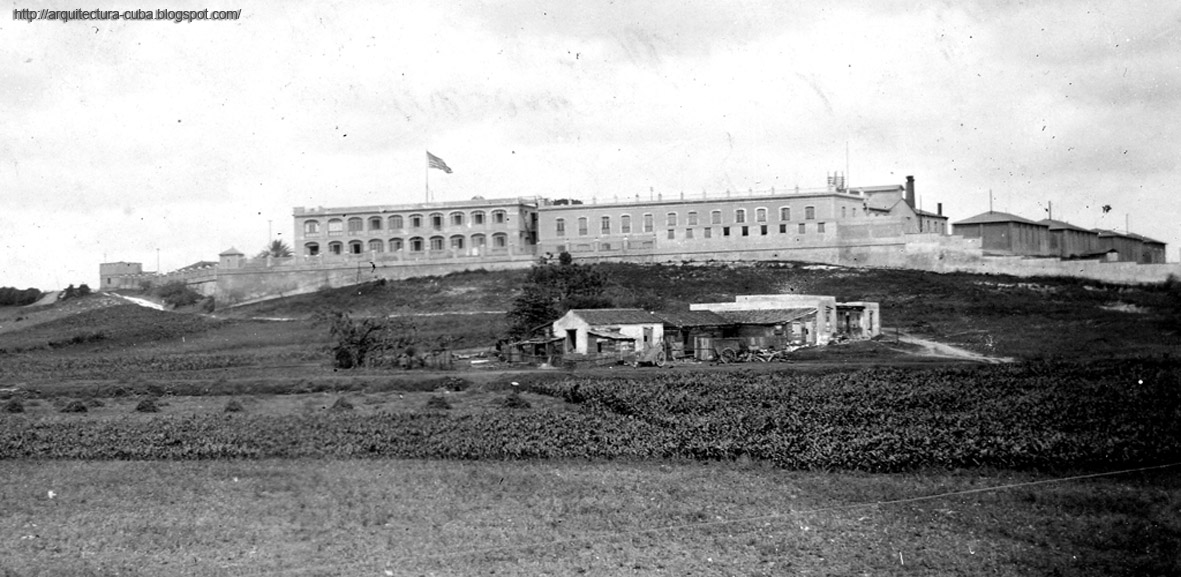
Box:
506 253 613 339
328 312 418 369
257 240 293 259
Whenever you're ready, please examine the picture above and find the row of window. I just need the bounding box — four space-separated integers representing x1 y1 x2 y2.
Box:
664 222 828 240
553 206 843 236
303 210 511 236
304 233 510 256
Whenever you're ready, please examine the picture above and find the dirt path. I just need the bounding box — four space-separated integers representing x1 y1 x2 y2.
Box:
893 332 1014 364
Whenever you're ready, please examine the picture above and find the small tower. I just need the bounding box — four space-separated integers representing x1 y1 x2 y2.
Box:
219 247 245 269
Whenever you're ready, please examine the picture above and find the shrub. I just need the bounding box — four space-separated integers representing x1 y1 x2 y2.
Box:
154 281 202 309
224 399 244 413
84 397 105 408
425 395 452 410
134 398 160 413
60 400 88 413
330 397 354 411
4 398 23 413
500 390 531 410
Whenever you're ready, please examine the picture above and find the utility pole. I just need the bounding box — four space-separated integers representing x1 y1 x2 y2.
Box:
156 248 160 274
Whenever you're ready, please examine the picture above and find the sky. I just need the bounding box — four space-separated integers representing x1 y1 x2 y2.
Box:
3 0 1180 289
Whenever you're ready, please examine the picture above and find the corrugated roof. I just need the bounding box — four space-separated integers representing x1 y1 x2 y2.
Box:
1038 219 1095 233
1127 232 1166 245
1094 228 1134 239
570 308 659 325
713 308 815 325
952 211 1047 226
915 208 948 218
654 309 733 327
587 329 635 340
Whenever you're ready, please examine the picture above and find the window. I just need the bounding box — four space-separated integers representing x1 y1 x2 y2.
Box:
704 227 712 239
601 216 611 234
303 220 320 235
555 218 566 236
369 217 383 231
851 208 857 218
410 214 423 228
779 224 787 234
735 209 746 223
471 234 486 248
348 240 363 254
666 212 678 227
779 207 790 221
643 213 653 233
304 242 319 256
389 238 403 252
711 210 722 225
578 217 588 236
329 241 343 255
472 211 485 225
348 218 363 234
818 222 826 233
667 229 675 240
805 206 815 220
685 228 694 239
756 208 767 222
798 223 806 234
389 215 403 230
450 212 464 226
760 225 768 235
429 236 444 251
450 235 465 249
409 237 424 252
430 213 443 230
492 233 507 247
723 227 731 237
492 210 506 224
600 242 611 251
841 206 847 219
368 239 384 252
687 211 698 226
621 215 631 233
741 226 749 236
328 219 343 236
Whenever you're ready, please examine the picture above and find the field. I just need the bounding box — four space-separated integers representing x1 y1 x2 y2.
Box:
2 263 1180 575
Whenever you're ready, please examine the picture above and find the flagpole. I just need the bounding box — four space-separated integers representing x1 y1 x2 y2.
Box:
425 152 430 202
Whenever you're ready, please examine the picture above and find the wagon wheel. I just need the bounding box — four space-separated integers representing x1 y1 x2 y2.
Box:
720 348 737 363
655 350 667 367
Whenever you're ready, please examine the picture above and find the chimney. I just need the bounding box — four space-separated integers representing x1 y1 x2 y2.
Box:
905 175 915 208
937 202 943 216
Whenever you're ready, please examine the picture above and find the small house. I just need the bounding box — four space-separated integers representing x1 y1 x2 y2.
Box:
551 308 664 356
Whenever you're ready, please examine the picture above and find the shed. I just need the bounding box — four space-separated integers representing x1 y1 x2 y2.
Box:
551 308 664 355
654 309 734 359
952 212 1050 256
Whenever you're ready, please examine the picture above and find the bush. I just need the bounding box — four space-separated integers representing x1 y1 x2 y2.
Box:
60 400 88 413
425 395 452 410
330 397 354 411
134 398 160 413
500 390 531 409
84 397 105 408
154 281 202 309
224 399 244 413
4 398 23 413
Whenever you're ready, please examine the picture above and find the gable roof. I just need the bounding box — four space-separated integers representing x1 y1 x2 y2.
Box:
712 308 815 325
953 211 1047 226
568 308 659 325
1127 232 1166 245
1038 219 1095 233
914 208 948 219
654 309 733 327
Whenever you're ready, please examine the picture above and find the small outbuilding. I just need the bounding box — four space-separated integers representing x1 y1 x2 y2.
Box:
551 308 664 356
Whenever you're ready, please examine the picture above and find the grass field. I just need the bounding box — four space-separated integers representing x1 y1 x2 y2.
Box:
3 459 1178 577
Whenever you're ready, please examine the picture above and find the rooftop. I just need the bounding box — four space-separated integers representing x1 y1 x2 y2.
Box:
712 308 816 325
953 211 1048 226
1038 218 1095 233
568 308 660 325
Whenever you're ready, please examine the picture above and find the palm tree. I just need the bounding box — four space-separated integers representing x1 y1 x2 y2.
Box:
258 239 293 259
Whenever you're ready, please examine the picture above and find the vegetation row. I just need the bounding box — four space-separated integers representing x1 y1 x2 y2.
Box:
2 359 1177 472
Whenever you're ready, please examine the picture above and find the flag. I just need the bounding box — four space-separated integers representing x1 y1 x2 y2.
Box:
427 151 452 174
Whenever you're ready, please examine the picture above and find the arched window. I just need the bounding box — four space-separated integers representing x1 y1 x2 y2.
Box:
711 210 722 225
735 209 746 224
577 217 588 236
368 239 384 252
389 215 403 230
555 218 566 237
805 206 816 220
409 214 423 228
450 235 465 249
450 211 465 226
429 236 445 251
348 240 363 254
642 213 653 233
491 210 506 224
368 217 383 231
303 220 320 235
841 206 847 218
687 211 698 226
471 210 486 225
304 242 320 256
666 212 677 227
492 233 507 247
621 215 632 233
409 237 424 252
601 216 611 234
471 234 487 247
756 208 767 222
389 238 403 252
779 207 790 221
429 213 444 230
328 241 343 254
347 217 364 234
327 219 344 236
